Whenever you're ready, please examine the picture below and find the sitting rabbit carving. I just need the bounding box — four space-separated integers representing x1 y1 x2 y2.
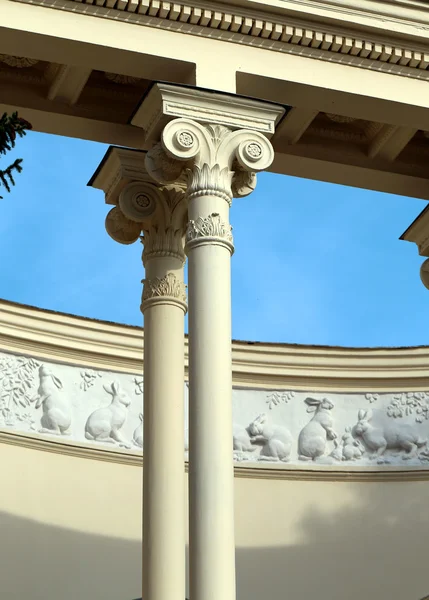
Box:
233 423 256 454
85 382 131 448
354 408 427 462
133 413 143 448
298 397 337 461
35 365 71 436
341 426 364 461
246 413 292 462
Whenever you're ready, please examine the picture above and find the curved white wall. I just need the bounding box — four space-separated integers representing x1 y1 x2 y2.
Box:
0 300 428 600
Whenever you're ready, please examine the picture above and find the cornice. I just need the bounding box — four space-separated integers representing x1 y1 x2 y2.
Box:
17 0 429 83
2 428 429 481
0 299 143 373
1 299 429 390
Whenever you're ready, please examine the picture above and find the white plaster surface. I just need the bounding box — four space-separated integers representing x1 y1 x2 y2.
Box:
2 350 429 468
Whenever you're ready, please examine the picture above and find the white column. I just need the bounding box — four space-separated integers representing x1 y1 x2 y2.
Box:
105 179 188 600
146 121 275 600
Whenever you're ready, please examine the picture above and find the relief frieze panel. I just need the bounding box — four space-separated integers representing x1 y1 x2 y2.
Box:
1 350 429 469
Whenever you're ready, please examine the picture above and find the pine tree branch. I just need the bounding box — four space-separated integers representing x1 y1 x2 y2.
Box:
0 112 32 199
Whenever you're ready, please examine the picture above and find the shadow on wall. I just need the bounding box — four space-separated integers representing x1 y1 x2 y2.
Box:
0 510 141 600
234 479 429 600
2 477 429 600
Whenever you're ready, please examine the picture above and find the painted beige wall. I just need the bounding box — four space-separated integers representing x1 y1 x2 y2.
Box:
235 477 429 600
2 439 428 600
0 442 142 600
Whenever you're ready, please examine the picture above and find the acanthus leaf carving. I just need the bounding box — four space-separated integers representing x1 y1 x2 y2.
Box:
141 272 187 307
185 213 234 252
133 182 187 264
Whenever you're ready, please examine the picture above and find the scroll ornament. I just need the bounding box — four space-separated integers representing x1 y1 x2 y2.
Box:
145 118 275 203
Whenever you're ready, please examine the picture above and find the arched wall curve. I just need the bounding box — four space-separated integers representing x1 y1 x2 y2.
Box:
0 298 428 600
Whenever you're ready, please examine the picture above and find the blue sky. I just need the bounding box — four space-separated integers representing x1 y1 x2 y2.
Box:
0 130 427 347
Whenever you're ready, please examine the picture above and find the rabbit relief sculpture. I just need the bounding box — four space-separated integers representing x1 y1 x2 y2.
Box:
247 413 293 462
85 382 131 448
35 365 72 436
341 426 364 461
298 397 337 461
133 414 143 448
233 423 254 452
354 409 427 463
233 423 256 460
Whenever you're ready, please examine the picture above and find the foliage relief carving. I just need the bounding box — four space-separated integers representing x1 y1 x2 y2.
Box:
1 351 429 468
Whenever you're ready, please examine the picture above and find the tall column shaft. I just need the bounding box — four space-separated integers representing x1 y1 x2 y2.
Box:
187 200 235 600
142 255 187 600
102 173 188 600
146 116 275 600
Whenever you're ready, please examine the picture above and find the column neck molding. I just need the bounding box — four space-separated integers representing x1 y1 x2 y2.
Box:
185 213 235 255
140 272 187 313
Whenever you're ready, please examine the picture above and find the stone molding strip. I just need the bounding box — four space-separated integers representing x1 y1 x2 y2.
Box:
2 428 429 481
2 300 429 390
18 0 429 82
0 299 143 374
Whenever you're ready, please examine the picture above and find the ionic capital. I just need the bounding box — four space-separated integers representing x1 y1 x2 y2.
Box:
89 147 188 264
145 119 275 205
89 147 188 312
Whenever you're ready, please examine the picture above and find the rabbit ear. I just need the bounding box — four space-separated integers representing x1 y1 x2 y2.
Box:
358 409 365 420
305 397 320 406
111 381 120 395
52 376 62 389
305 398 320 413
258 413 267 423
103 384 114 396
345 426 351 432
366 408 373 421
